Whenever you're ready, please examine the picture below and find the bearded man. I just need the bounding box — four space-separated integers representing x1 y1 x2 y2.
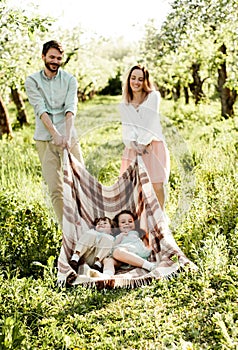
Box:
25 40 84 227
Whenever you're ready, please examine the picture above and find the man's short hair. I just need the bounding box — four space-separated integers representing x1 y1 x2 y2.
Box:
42 40 64 56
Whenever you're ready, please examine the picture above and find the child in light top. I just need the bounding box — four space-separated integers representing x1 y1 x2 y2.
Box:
103 210 156 276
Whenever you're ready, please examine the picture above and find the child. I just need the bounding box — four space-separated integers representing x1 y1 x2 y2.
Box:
103 210 156 276
69 216 114 274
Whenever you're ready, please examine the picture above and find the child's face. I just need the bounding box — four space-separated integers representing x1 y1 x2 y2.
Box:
95 218 112 234
118 213 135 233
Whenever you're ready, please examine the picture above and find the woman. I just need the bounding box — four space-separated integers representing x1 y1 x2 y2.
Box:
119 65 170 211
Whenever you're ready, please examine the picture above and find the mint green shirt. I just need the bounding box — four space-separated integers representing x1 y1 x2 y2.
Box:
25 69 78 141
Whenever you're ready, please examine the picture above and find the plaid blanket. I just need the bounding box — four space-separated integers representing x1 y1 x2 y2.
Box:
57 150 196 288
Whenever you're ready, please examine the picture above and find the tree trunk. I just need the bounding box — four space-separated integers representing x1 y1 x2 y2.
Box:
11 87 29 126
158 86 170 98
78 82 94 102
217 44 237 118
0 94 13 138
184 86 189 104
172 81 181 101
189 63 205 104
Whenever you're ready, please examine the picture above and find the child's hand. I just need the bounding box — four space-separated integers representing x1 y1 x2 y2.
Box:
120 231 128 236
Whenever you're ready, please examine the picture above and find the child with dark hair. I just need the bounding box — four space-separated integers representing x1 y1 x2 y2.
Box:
69 217 114 275
103 210 156 276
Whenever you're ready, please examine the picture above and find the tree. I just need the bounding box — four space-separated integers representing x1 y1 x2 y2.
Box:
141 0 238 116
98 70 122 96
0 94 12 138
0 1 52 136
10 87 29 126
56 28 136 101
217 44 237 118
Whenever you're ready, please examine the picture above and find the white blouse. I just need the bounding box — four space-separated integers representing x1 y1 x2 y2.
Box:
119 90 165 148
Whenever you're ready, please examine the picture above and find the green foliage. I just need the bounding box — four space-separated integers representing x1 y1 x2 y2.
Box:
160 99 238 264
99 70 122 96
0 138 40 189
141 0 238 109
82 124 123 186
75 97 123 185
0 96 237 349
0 315 26 350
0 190 61 277
55 29 135 100
0 2 52 92
0 117 61 278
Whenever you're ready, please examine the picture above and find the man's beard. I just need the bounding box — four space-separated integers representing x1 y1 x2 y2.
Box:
45 62 61 73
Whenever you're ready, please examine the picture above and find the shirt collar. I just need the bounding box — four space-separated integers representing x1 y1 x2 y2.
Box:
41 69 61 80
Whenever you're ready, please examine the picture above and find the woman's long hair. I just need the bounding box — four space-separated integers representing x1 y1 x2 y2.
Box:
122 65 154 103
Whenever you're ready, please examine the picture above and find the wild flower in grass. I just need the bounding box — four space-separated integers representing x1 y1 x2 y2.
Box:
64 335 71 348
180 339 194 350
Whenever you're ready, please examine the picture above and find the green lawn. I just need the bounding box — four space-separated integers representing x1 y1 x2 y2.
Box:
0 96 237 349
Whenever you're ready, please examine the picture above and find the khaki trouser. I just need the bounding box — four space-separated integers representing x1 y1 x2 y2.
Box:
75 230 114 266
36 139 84 227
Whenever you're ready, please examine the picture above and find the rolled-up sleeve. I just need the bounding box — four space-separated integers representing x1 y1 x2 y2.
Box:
25 76 48 118
64 76 78 115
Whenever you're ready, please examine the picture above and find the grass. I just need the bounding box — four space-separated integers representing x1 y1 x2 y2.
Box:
0 96 237 349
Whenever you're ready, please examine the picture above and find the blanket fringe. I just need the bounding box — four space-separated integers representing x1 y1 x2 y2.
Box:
57 262 191 290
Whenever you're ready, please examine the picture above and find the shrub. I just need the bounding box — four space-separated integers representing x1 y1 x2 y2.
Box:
0 190 61 277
